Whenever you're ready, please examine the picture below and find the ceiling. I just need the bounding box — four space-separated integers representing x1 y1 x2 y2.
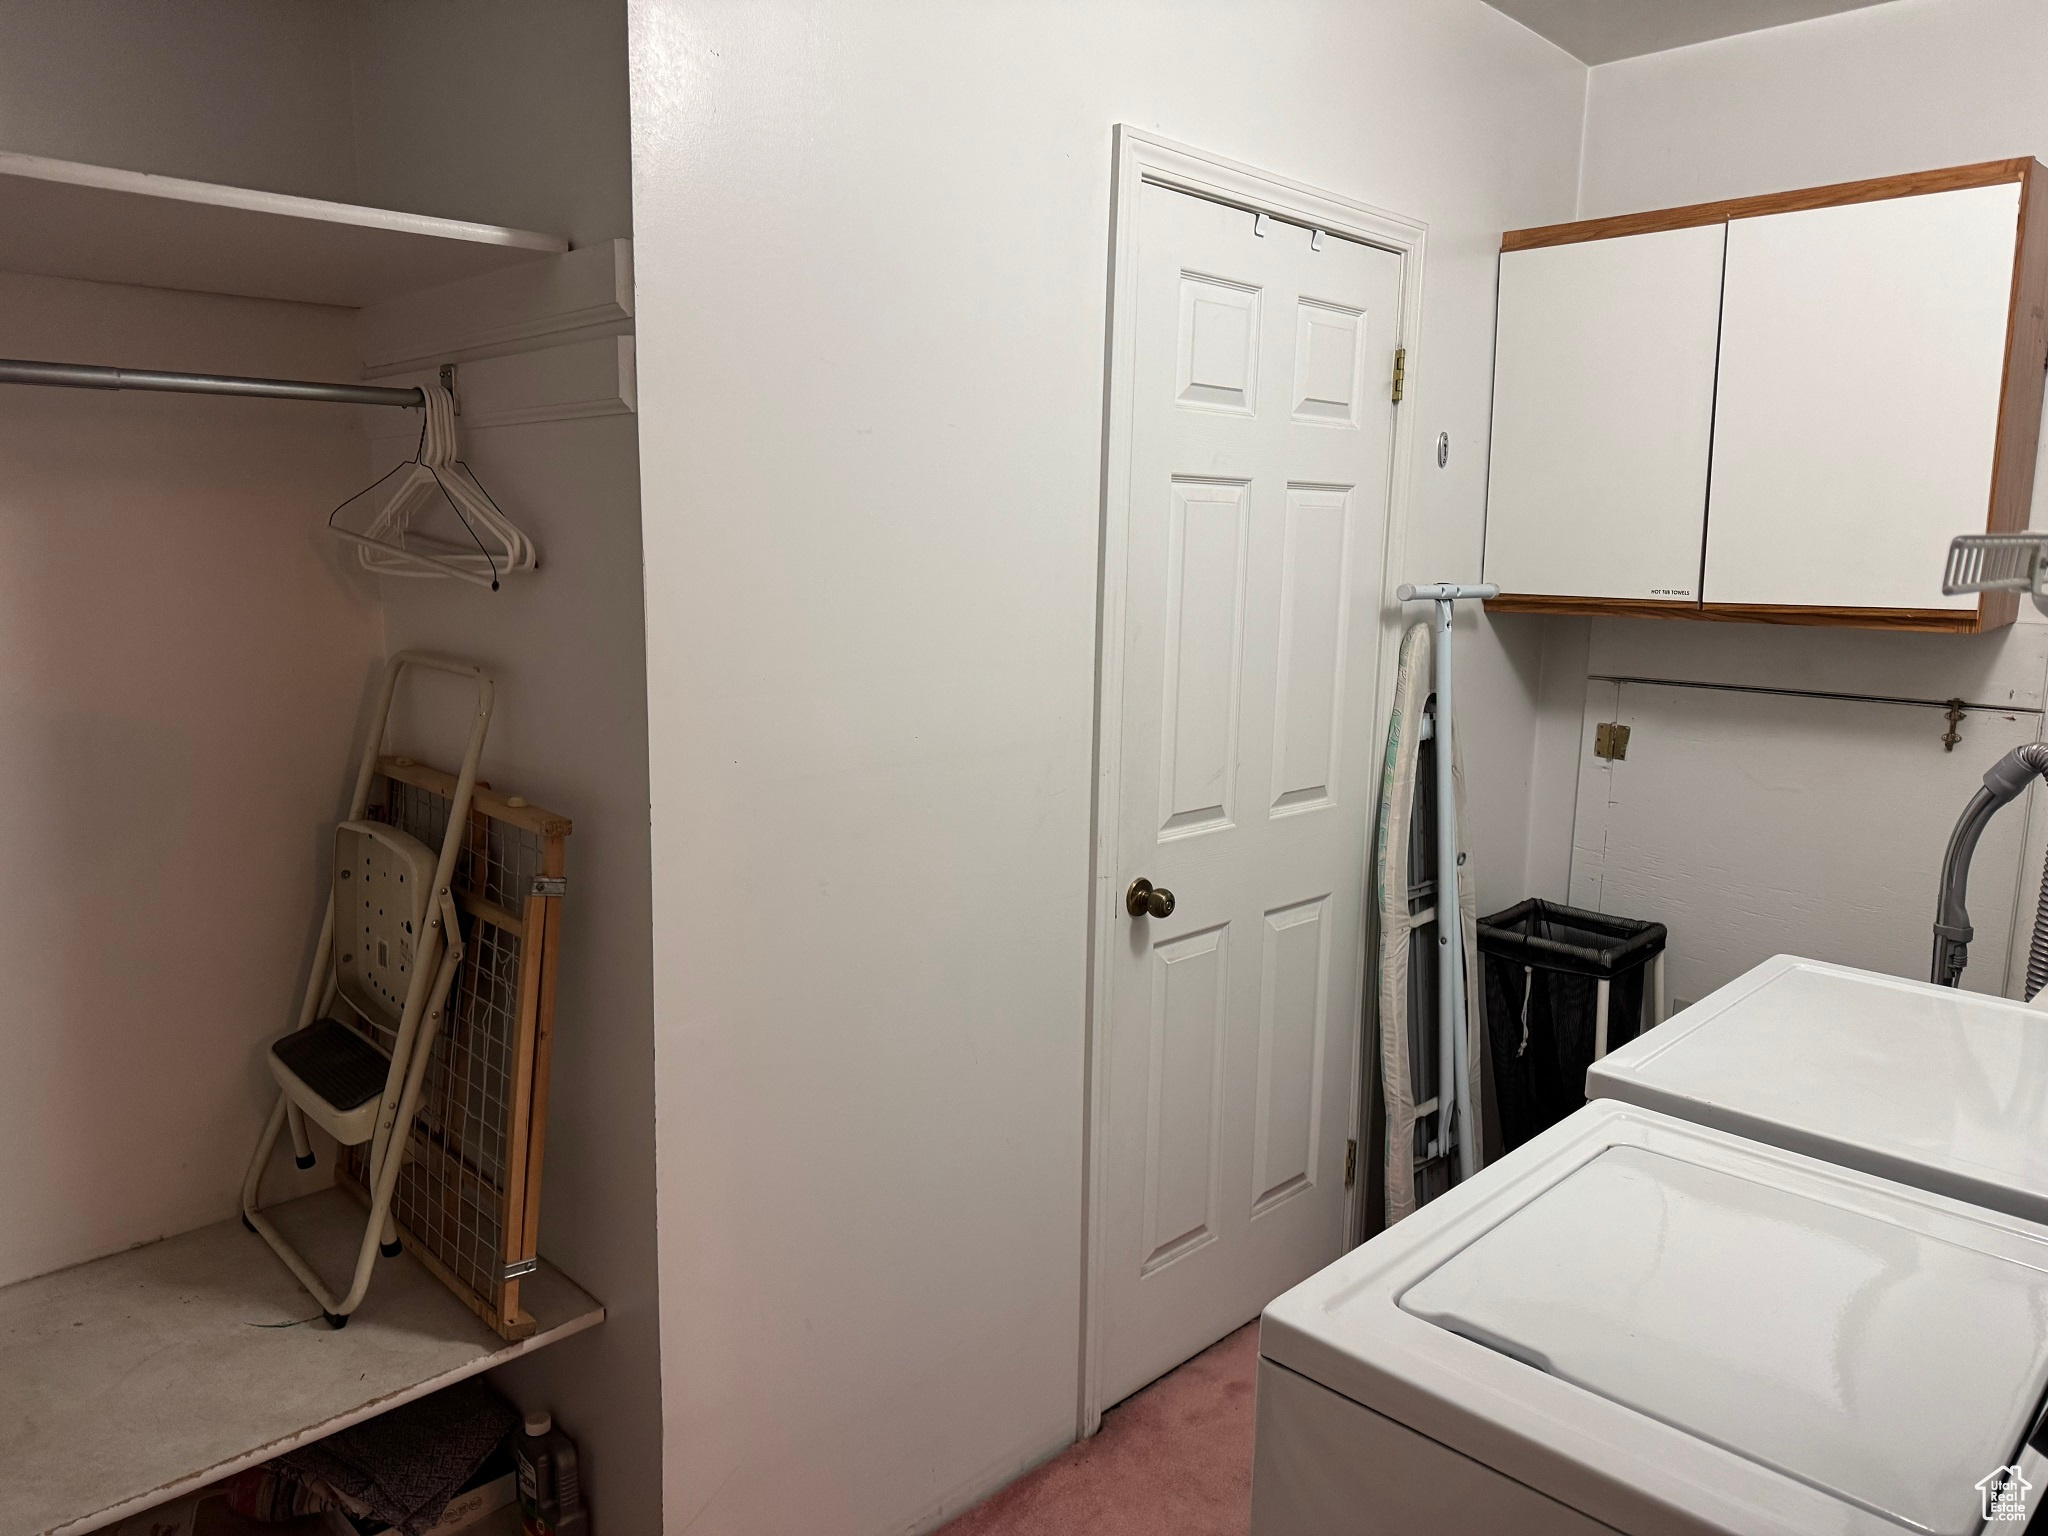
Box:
1485 0 1901 64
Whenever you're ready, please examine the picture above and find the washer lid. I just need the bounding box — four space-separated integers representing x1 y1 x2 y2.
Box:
1400 1142 2048 1535
1587 955 2048 1223
1260 1103 2048 1536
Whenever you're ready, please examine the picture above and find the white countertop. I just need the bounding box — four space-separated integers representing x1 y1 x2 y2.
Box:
0 1187 603 1536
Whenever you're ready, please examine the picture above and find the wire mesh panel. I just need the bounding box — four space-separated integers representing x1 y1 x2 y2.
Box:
340 756 569 1340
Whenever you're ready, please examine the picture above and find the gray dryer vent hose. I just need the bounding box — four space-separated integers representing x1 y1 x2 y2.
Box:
1933 740 2048 992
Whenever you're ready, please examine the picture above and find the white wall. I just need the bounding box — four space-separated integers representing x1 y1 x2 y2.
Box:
346 0 633 247
1579 0 2048 217
0 0 357 200
344 8 662 1532
0 1 384 1289
1511 0 2048 982
0 270 383 1286
629 3 1585 1531
1515 613 1593 901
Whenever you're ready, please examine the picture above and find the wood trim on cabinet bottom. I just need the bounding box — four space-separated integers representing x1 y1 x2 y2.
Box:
1484 594 1705 621
1483 593 2001 632
1698 602 1988 633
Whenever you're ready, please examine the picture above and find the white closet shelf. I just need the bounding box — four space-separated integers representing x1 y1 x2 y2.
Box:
2 1188 604 1536
0 151 568 307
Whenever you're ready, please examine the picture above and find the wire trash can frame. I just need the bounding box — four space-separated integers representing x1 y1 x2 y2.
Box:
337 754 570 1341
1477 899 1665 1155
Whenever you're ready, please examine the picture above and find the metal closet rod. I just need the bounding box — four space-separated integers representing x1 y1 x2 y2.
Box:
0 356 424 409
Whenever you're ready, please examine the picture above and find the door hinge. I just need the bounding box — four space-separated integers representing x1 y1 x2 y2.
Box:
1593 722 1631 761
1345 1139 1358 1187
531 875 568 898
1390 347 1406 403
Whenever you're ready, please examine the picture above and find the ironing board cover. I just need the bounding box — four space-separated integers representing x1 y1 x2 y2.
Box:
1376 621 1482 1224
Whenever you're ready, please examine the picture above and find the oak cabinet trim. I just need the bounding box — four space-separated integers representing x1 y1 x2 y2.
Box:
1698 603 1996 633
1483 594 2000 633
1484 594 1704 621
1988 161 2048 549
1501 159 2032 252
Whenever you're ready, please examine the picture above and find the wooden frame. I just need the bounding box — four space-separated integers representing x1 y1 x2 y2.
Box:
1082 125 1427 1438
1488 158 2048 633
338 755 571 1341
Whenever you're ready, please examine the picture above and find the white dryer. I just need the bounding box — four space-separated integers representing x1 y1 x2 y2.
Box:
1251 1100 2048 1535
1585 954 2048 1224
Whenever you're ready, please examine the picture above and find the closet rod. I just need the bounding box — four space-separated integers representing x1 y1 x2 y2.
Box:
0 357 423 409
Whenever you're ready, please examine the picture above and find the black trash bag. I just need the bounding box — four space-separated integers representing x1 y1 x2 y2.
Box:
279 1378 519 1535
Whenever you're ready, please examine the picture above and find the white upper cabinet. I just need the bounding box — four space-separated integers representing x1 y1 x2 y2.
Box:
1486 225 1725 602
1484 161 2048 633
1703 184 2021 614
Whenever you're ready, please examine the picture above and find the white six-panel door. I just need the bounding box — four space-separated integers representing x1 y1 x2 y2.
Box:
1098 181 1401 1407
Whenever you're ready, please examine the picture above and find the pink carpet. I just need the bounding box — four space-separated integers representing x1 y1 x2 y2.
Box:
938 1322 1259 1536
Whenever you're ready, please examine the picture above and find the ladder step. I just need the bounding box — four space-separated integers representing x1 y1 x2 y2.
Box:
270 1017 391 1112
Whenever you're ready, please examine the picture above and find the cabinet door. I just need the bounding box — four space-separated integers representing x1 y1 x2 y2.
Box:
1484 225 1725 601
1702 183 2023 612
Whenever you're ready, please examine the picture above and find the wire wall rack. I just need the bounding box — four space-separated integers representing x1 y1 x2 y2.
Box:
338 755 570 1341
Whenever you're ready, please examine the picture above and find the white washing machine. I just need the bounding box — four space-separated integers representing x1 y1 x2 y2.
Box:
1251 1099 2048 1535
1585 954 2048 1224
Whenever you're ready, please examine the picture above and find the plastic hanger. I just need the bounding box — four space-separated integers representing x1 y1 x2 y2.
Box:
327 384 535 590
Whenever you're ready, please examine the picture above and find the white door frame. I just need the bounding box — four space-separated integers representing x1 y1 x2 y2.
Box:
1081 125 1429 1435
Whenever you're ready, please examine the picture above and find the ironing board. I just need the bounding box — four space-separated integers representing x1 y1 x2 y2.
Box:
1375 621 1482 1224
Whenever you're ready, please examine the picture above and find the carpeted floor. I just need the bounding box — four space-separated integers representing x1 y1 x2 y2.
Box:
937 1322 1260 1536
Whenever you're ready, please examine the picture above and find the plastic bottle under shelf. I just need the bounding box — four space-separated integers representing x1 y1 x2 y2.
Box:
514 1410 588 1535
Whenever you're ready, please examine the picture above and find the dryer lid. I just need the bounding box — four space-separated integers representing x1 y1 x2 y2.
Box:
1400 1141 2048 1535
1587 955 2048 1223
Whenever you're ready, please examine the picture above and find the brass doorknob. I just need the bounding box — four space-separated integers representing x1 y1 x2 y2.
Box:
1126 878 1176 919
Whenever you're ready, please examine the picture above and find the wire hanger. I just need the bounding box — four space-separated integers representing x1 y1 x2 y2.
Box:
327 384 536 590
